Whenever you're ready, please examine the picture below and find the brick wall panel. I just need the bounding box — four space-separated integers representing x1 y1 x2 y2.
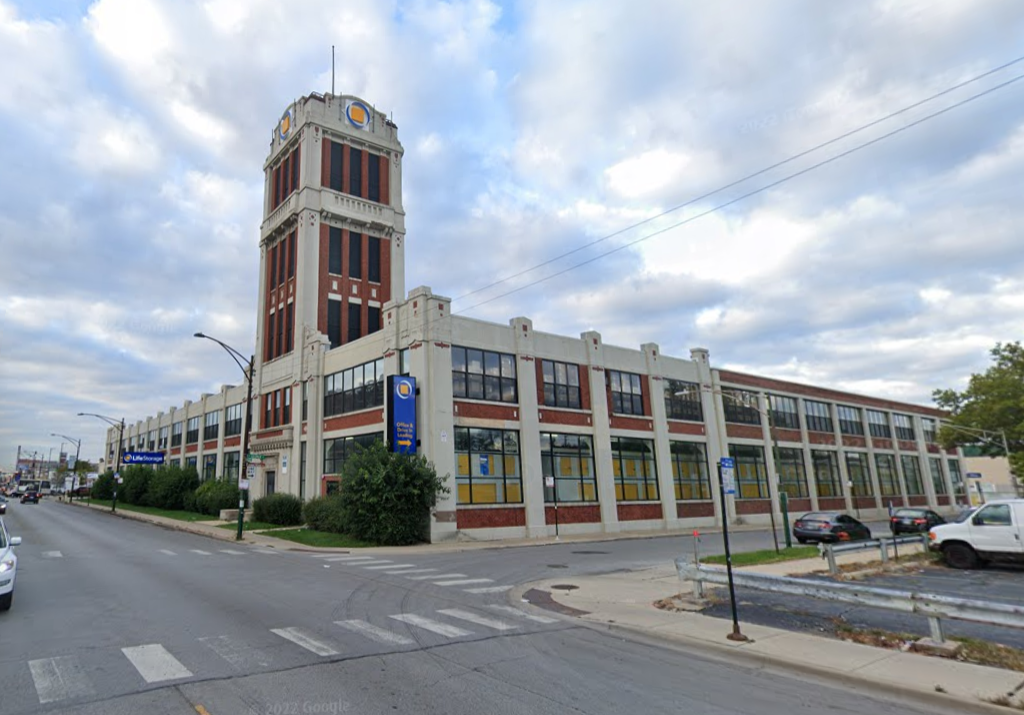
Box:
456 507 526 529
616 503 663 521
677 502 715 518
545 505 601 524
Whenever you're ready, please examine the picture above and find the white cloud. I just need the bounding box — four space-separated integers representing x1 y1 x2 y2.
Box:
605 149 694 199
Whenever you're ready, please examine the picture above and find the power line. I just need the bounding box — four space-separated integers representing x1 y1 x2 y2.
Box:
454 71 1024 316
451 54 1024 305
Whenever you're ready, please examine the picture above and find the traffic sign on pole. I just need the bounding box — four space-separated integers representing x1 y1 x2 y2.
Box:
719 457 736 495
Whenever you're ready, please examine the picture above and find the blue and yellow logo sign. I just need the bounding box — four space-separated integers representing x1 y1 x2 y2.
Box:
345 99 371 130
396 379 413 399
278 108 293 140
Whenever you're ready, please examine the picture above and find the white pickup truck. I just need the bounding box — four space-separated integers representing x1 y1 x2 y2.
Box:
929 499 1024 569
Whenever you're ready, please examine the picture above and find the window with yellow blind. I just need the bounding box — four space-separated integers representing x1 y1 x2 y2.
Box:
455 427 522 505
776 447 809 498
670 441 710 500
611 436 658 502
541 432 597 502
729 444 769 499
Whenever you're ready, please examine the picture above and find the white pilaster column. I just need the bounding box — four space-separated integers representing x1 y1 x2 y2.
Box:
584 331 619 533
644 343 678 530
512 318 546 537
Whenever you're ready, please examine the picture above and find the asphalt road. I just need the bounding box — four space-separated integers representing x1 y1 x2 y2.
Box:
0 501 957 715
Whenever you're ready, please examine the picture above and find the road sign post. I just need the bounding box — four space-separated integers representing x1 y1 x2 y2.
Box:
717 457 746 642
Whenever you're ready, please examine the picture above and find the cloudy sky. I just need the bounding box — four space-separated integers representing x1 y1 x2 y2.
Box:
1 0 1022 470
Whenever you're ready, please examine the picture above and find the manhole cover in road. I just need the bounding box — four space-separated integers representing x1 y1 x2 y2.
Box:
551 584 579 592
547 564 569 569
571 550 610 555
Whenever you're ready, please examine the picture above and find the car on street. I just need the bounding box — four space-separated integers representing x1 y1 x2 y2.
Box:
0 518 21 611
0 495 6 515
20 491 39 504
930 499 1024 569
793 512 872 544
890 507 945 534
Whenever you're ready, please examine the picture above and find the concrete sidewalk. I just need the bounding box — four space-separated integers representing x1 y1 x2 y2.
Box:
517 560 1024 714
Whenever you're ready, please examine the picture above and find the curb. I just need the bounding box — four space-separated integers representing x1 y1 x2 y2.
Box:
64 501 260 545
515 578 1018 715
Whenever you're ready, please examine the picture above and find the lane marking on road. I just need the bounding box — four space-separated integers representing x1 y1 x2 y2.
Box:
487 605 558 624
189 550 213 556
388 614 473 638
406 572 465 581
198 635 272 670
28 656 95 704
363 563 415 570
432 578 493 587
159 549 177 556
251 548 279 555
438 608 515 631
42 551 63 558
383 567 432 575
334 620 416 646
121 644 194 683
219 549 246 555
349 560 392 566
464 585 514 594
324 556 378 562
270 628 340 657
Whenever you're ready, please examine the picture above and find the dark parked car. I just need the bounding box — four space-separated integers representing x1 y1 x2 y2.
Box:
20 491 38 504
793 512 872 544
890 507 945 534
0 495 6 514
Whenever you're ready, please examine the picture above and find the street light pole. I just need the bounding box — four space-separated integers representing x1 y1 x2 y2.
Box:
761 393 790 549
78 413 125 512
194 332 254 541
52 434 82 503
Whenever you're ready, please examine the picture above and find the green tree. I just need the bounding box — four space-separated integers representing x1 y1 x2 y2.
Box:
933 342 1024 482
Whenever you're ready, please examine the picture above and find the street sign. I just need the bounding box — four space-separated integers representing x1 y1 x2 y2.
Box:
967 472 983 479
544 476 555 488
281 454 289 474
388 375 417 455
479 455 490 476
239 478 250 491
123 451 164 465
246 454 266 464
719 457 736 495
246 465 256 478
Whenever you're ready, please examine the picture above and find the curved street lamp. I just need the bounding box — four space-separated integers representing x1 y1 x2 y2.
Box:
194 332 255 541
78 413 125 512
52 433 82 502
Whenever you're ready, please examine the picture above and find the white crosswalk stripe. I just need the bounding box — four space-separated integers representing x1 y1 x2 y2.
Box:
219 549 246 555
350 560 393 566
433 578 493 587
389 614 473 638
406 572 464 581
28 656 94 704
464 585 514 594
251 548 278 555
387 568 436 576
335 620 416 646
199 635 272 670
189 549 212 556
323 555 377 562
42 551 63 558
159 549 177 556
487 605 559 624
438 608 515 631
363 563 415 570
271 628 340 656
122 644 193 683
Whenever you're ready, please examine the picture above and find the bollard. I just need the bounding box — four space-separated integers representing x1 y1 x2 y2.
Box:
928 616 946 643
825 544 838 575
880 539 889 563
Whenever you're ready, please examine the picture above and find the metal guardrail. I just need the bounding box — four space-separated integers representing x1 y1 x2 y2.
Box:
818 534 930 574
677 559 1024 643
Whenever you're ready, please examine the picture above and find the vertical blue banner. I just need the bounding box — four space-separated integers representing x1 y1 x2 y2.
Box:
388 375 417 454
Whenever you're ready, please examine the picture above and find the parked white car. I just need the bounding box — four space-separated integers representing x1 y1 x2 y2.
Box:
0 519 20 611
929 499 1024 569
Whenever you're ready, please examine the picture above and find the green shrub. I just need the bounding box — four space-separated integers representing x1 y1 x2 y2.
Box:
91 472 115 500
120 465 152 505
147 465 200 510
193 478 240 516
338 441 448 545
181 489 198 514
302 495 347 533
253 493 303 525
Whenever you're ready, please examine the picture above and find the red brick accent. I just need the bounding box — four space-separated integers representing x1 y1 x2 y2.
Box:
927 444 940 454
808 432 837 446
872 438 893 451
170 447 181 456
453 402 519 421
321 477 339 496
253 429 284 439
380 155 390 205
818 497 846 511
381 236 392 303
854 496 876 509
323 409 385 432
774 428 802 443
610 415 654 431
545 505 601 524
735 499 771 514
616 503 663 521
579 366 591 410
668 421 705 436
898 440 917 452
787 498 812 512
936 495 951 506
641 378 652 417
456 507 526 529
321 138 330 187
538 410 591 427
317 222 330 335
908 496 929 506
719 370 948 418
677 502 715 518
843 436 868 448
224 436 241 448
203 440 217 451
883 496 905 507
185 444 198 454
726 424 762 440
